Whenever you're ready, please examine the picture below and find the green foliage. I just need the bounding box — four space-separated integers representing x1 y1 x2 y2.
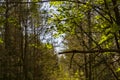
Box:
49 0 120 80
94 0 104 4
98 34 113 44
0 16 5 26
0 38 3 44
53 33 61 38
46 43 53 49
32 0 39 2
49 2 85 36
50 1 64 7
116 67 120 72
0 0 120 80
0 6 5 14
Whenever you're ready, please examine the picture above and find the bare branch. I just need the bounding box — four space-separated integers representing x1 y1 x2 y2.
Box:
59 49 120 54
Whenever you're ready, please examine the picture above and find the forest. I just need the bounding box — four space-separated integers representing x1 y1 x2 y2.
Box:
0 0 120 80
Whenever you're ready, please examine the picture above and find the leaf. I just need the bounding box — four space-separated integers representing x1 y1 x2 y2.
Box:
32 0 39 2
29 43 35 47
46 43 53 49
8 17 17 23
50 1 63 7
70 26 75 35
99 34 113 44
53 33 60 38
0 38 3 44
99 35 107 44
116 67 120 72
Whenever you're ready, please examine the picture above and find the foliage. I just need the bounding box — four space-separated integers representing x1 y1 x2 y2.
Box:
0 0 120 80
49 0 120 80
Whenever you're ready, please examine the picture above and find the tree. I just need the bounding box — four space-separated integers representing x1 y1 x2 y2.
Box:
0 0 60 80
49 0 120 80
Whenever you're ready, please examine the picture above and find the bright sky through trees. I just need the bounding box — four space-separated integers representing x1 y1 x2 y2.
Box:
40 2 66 53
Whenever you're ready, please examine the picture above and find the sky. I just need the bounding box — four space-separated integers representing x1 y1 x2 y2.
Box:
40 1 67 53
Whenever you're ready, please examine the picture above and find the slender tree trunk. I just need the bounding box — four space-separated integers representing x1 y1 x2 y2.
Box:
87 9 92 80
112 0 120 29
84 54 89 80
23 24 28 80
104 59 119 80
4 0 10 79
112 0 120 50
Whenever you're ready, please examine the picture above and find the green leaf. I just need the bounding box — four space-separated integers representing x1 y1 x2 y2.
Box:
99 34 113 44
46 43 53 49
53 33 60 38
116 67 120 72
0 38 3 44
99 35 107 44
70 26 75 35
50 1 63 7
32 0 39 2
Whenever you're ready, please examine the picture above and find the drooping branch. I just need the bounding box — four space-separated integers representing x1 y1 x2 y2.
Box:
59 49 120 54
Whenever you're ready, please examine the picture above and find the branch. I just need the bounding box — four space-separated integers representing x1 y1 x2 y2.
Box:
0 0 86 4
59 49 120 54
